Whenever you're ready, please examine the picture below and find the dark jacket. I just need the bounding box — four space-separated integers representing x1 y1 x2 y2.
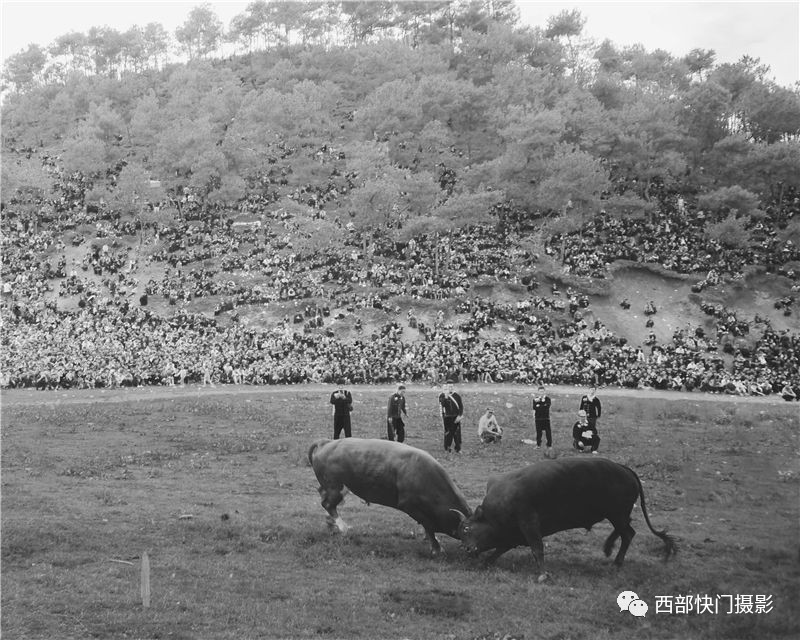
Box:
387 393 407 418
439 391 463 418
330 390 353 416
573 420 597 442
579 395 602 422
532 396 551 422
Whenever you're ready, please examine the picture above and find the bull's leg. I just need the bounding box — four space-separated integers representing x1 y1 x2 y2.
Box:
608 515 635 566
603 530 620 557
423 525 443 557
318 484 350 533
613 524 635 566
518 514 545 574
404 507 442 556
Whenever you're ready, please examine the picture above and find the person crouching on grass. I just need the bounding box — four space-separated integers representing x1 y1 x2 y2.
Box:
478 408 503 443
573 409 600 454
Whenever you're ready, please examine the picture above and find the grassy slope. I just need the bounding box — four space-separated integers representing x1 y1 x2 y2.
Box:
2 386 799 640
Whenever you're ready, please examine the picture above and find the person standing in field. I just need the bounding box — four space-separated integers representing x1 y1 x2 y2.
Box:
330 377 353 439
201 358 215 387
579 385 602 430
532 384 552 450
439 379 464 453
387 384 408 442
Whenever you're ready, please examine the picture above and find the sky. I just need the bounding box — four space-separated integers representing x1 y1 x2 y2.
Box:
0 0 798 87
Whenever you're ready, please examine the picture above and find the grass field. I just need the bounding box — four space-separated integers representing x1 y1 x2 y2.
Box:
2 384 799 640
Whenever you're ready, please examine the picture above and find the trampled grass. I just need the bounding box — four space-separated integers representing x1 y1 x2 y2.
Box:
2 385 798 639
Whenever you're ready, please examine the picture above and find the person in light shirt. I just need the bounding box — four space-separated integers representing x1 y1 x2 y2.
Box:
477 408 502 444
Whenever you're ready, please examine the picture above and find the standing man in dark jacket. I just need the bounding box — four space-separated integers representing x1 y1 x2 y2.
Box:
532 384 552 450
387 384 408 442
438 379 464 453
330 377 353 439
579 385 602 430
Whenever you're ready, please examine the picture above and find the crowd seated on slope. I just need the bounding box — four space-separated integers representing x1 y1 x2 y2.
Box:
3 272 799 399
1 154 799 398
545 200 800 281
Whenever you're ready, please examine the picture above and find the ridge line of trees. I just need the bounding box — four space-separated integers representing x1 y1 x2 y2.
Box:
2 3 800 250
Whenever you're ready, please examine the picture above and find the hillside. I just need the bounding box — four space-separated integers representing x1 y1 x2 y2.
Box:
39 228 800 347
2 6 800 393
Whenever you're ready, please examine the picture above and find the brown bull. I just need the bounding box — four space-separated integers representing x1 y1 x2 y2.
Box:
308 438 471 555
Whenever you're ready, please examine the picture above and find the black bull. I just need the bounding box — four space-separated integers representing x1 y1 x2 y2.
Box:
308 438 472 555
453 457 677 572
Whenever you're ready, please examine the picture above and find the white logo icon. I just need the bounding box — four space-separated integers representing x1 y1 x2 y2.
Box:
618 591 648 617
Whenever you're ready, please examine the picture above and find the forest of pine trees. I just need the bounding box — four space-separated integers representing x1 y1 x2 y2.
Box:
2 1 800 245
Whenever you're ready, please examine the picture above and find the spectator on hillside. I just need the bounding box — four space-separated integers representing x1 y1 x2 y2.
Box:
202 358 215 387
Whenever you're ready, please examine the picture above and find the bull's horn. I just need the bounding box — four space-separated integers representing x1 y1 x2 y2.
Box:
449 509 467 523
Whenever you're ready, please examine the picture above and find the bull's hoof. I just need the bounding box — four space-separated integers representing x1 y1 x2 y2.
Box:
536 572 550 583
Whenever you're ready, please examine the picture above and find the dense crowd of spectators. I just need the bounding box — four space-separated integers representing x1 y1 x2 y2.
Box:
3 283 798 397
2 150 799 398
545 199 800 280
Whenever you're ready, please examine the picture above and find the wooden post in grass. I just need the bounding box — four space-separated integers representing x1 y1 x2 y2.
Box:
141 551 151 609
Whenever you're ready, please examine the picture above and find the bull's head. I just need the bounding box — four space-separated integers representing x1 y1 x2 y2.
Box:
451 506 492 556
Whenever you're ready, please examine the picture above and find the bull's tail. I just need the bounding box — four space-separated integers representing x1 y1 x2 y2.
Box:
307 439 332 466
629 466 678 561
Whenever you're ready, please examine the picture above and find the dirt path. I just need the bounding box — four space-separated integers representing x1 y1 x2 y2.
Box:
1 382 794 408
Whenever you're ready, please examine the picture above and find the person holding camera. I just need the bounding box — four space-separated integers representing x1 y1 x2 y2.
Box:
330 377 353 439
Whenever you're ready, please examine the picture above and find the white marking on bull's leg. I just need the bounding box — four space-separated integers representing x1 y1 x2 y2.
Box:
334 516 350 533
426 532 442 557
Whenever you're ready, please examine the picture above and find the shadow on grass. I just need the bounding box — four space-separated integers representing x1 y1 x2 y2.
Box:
380 587 472 618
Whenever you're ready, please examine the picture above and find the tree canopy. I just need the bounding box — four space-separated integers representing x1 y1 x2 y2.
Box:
2 1 798 240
